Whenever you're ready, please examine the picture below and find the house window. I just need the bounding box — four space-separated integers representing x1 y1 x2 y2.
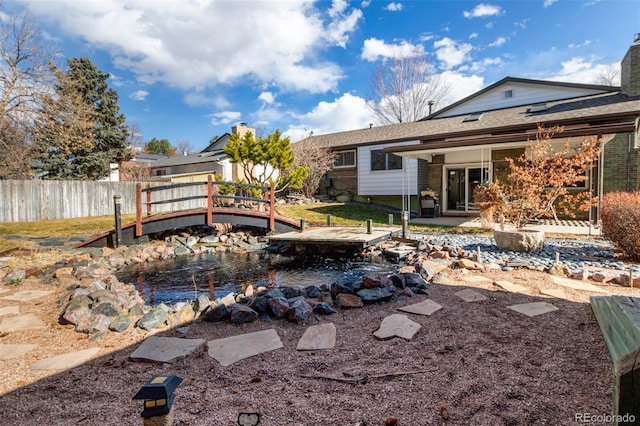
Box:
334 150 356 168
155 169 167 176
504 90 513 98
371 149 403 171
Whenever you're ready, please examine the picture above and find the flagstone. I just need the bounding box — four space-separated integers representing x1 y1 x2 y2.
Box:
508 302 559 317
493 280 527 293
208 329 284 367
549 276 609 293
0 306 19 316
540 288 567 299
455 289 488 303
130 336 206 364
398 299 443 316
1 290 53 302
0 344 37 360
373 314 421 340
0 313 47 332
296 323 336 351
29 347 101 370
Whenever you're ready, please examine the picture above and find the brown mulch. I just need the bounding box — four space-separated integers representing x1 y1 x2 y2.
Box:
0 260 636 425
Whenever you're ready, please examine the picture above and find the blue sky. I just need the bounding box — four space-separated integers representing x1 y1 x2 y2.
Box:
5 0 640 151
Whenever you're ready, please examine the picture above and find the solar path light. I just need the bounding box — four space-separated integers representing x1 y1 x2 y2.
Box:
133 375 183 425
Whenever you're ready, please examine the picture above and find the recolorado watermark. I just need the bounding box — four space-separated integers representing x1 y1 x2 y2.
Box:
575 412 636 424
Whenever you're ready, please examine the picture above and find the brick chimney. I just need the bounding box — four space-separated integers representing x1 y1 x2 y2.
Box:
621 33 640 96
231 122 255 138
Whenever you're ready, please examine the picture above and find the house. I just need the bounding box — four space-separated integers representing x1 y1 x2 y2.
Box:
147 123 255 183
308 34 640 222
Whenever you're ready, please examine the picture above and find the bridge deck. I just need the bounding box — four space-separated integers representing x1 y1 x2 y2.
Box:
267 226 401 252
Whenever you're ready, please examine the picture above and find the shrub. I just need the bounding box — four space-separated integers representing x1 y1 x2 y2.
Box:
601 191 640 261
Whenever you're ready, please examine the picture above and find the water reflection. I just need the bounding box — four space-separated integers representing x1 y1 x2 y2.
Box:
118 251 393 306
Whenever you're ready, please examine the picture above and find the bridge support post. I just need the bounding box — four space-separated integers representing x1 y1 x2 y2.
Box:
113 195 122 248
269 183 275 232
135 183 142 237
366 219 372 234
207 175 213 226
327 214 332 227
146 183 152 217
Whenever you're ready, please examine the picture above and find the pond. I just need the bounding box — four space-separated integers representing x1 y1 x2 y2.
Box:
117 251 394 306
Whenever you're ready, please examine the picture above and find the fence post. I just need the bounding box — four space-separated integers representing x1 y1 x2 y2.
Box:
207 175 213 226
146 183 152 217
269 182 275 232
135 183 142 237
113 195 122 248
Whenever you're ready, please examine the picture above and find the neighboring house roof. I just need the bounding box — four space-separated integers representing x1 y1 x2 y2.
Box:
149 150 227 168
305 89 640 152
202 133 231 152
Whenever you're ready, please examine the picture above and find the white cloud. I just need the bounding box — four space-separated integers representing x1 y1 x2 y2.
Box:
361 38 425 62
361 0 372 7
514 19 529 30
438 71 485 107
433 38 473 69
469 32 478 39
469 57 503 73
19 0 362 94
284 93 371 142
184 92 230 108
210 111 242 126
385 2 404 12
463 4 502 18
258 91 275 105
489 37 507 47
569 40 592 49
544 0 558 8
548 57 620 85
129 90 149 101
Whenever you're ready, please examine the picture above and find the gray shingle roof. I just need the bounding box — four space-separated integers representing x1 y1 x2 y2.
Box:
149 150 226 168
305 91 640 150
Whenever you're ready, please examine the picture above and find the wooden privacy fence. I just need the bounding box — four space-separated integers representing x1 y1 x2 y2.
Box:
0 180 218 222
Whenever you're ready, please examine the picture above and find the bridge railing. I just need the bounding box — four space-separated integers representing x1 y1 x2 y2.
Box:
135 175 275 236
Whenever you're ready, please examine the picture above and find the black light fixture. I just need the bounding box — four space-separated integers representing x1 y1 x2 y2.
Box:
133 375 183 419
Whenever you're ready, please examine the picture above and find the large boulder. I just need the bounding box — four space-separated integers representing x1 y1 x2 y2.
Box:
493 229 544 253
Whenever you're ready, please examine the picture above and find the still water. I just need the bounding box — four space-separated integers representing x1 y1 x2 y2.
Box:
117 251 394 306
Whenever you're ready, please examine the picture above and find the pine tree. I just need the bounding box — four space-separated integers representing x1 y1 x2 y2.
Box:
33 57 131 179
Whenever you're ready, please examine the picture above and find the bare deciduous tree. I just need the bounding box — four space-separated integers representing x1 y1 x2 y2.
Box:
291 136 336 198
367 50 450 124
595 66 619 86
176 139 194 155
0 8 57 177
126 120 145 153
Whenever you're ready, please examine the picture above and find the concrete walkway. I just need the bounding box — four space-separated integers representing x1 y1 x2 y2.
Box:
411 216 601 236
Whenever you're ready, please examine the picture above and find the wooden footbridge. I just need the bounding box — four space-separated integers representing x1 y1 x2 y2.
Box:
77 177 301 248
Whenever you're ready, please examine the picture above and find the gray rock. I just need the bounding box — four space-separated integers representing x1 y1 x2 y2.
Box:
304 286 322 298
193 295 211 313
312 302 336 315
128 303 146 316
219 292 236 307
268 297 290 318
4 270 26 283
76 314 112 334
174 245 192 256
92 302 121 318
109 317 132 332
287 298 313 323
263 289 286 299
357 287 396 304
62 306 92 326
186 236 199 247
494 229 545 253
137 307 167 330
230 304 258 324
282 286 307 299
246 296 268 314
201 303 231 322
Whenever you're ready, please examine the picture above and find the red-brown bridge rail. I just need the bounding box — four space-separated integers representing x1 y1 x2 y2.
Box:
77 176 301 248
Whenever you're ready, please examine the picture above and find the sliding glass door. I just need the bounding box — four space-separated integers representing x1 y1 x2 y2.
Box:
445 166 489 212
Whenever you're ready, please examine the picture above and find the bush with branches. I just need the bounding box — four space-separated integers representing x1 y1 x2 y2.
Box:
290 137 337 198
601 191 640 261
473 126 601 229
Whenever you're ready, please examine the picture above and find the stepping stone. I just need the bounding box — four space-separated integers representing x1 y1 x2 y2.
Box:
540 288 567 299
0 306 19 316
296 323 336 351
130 336 206 364
208 329 283 367
29 347 101 370
493 280 527 293
373 314 421 340
398 299 443 316
549 276 608 294
0 313 47 332
462 275 493 283
455 289 488 303
0 344 37 360
508 302 559 317
1 290 53 302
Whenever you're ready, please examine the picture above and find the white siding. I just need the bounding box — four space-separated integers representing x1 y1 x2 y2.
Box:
358 141 419 196
437 82 609 117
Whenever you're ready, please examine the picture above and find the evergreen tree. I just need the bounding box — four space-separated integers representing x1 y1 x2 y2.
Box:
33 57 131 179
144 138 176 156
